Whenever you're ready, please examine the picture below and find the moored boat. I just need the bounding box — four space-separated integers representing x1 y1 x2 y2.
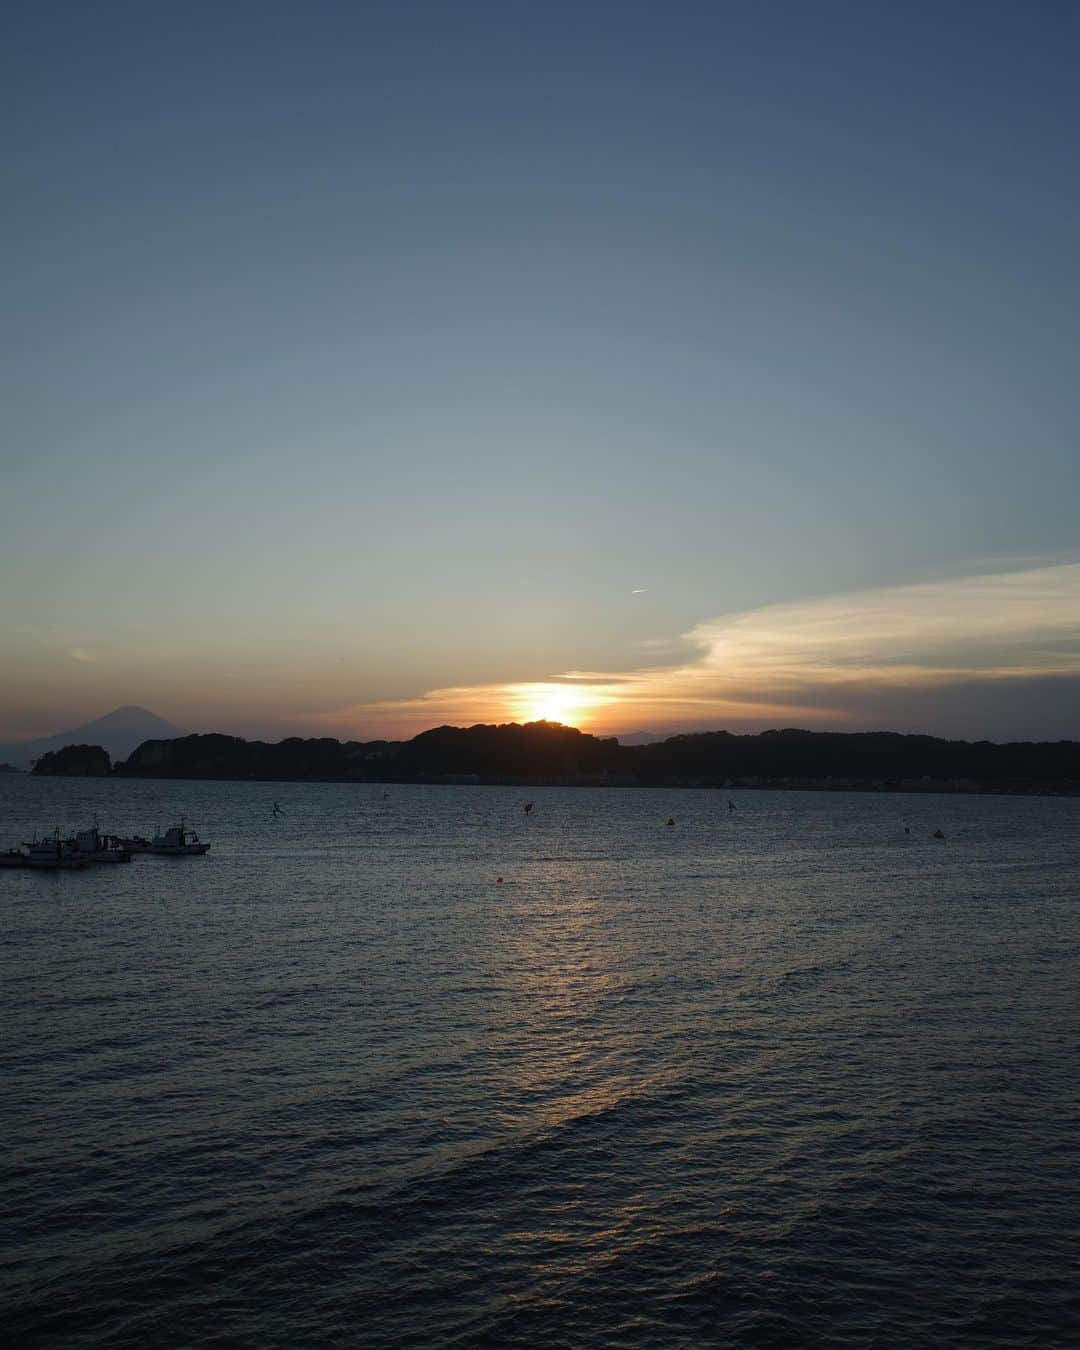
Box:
117 834 153 853
11 831 90 869
151 822 210 855
118 820 210 856
66 826 133 864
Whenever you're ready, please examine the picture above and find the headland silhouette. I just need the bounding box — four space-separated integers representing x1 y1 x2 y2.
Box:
29 721 1080 796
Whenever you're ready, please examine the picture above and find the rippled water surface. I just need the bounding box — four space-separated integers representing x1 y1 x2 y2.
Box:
3 777 1079 1347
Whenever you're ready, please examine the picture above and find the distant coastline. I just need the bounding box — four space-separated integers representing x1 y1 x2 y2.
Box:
27 723 1080 798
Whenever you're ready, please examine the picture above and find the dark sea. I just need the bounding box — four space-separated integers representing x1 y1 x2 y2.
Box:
2 776 1079 1348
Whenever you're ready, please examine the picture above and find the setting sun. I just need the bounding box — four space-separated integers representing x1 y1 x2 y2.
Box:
511 682 597 728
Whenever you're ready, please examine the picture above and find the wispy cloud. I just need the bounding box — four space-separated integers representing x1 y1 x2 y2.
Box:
68 647 100 664
684 562 1080 690
631 636 689 656
304 562 1080 739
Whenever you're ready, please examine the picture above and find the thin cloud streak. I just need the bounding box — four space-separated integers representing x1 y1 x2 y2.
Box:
304 563 1080 739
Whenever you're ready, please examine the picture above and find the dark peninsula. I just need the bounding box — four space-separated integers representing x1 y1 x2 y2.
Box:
32 744 112 776
28 722 1080 796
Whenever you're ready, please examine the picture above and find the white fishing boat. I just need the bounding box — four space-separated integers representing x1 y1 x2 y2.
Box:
66 826 133 864
119 820 210 856
152 822 210 855
6 831 90 870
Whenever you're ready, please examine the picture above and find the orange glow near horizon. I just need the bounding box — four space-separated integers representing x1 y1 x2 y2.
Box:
283 562 1080 744
509 682 605 729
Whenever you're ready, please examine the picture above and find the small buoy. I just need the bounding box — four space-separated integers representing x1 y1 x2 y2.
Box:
932 828 945 840
666 818 675 827
496 876 503 883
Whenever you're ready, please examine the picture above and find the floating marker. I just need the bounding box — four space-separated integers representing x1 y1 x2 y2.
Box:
496 876 503 883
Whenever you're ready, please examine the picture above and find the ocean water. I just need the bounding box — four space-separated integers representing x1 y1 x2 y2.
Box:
2 776 1079 1348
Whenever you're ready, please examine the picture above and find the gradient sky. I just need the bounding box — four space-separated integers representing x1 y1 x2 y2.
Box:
3 1 1078 743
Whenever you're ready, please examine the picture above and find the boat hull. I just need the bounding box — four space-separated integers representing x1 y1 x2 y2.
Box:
1 854 88 870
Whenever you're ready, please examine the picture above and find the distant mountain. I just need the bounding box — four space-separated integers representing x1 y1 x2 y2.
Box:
0 706 185 770
615 730 667 746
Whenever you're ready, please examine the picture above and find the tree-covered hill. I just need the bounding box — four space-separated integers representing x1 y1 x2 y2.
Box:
36 722 1071 793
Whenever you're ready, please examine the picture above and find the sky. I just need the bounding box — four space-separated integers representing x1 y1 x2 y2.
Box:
2 0 1078 744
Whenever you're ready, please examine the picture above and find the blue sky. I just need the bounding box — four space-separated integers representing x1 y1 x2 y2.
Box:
2 1 1078 741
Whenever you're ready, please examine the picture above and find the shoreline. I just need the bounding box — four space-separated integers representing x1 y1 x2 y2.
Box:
20 772 1080 799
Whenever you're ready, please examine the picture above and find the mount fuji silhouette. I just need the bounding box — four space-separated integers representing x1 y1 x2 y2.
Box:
0 706 185 770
